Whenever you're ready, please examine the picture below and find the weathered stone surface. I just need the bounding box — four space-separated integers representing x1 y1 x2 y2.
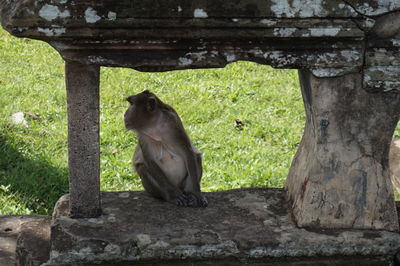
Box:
286 70 400 231
0 0 361 26
16 216 51 266
1 0 400 91
44 189 400 265
390 138 400 196
66 61 101 218
0 215 49 266
347 1 400 16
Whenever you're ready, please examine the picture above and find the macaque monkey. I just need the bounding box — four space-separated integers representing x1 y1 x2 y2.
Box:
124 90 207 207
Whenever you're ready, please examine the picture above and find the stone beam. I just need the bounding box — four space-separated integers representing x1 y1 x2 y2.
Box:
2 0 400 92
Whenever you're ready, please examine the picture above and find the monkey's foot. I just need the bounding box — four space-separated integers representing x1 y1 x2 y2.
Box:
186 193 208 208
175 193 190 207
175 193 208 208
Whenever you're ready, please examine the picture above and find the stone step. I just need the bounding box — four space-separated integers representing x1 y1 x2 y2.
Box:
42 189 400 265
5 190 400 265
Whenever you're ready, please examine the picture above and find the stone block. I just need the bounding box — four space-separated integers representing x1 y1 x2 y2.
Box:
45 189 400 265
0 215 50 266
16 216 51 266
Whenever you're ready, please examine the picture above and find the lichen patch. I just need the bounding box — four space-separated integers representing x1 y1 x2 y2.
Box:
38 27 66 37
136 234 152 248
260 19 277 26
355 1 400 16
309 27 341 37
85 7 101 23
194 8 208 18
107 11 117 21
270 0 325 18
224 52 236 62
392 39 400 47
178 57 193 66
274 28 297 37
39 4 70 21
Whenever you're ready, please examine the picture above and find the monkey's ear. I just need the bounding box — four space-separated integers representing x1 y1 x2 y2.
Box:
146 97 157 112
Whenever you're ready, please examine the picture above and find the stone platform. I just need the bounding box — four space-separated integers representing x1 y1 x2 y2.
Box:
0 215 50 266
15 188 396 265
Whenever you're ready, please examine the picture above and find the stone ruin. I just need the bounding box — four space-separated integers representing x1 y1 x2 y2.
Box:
1 0 400 265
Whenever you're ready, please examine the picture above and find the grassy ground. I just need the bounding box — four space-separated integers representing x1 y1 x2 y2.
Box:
0 27 399 215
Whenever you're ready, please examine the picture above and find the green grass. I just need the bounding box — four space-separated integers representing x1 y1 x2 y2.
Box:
0 27 399 215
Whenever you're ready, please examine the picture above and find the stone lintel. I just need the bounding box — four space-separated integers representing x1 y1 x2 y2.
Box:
45 189 400 265
2 0 400 91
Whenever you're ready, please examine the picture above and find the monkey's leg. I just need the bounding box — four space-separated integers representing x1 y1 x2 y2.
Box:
195 152 203 182
135 162 182 203
135 161 194 207
180 152 208 207
134 145 189 206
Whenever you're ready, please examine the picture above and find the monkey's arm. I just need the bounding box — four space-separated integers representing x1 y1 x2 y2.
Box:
181 145 202 192
163 111 207 207
173 140 207 207
165 113 203 189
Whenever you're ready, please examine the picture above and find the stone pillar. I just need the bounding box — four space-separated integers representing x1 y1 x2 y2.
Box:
65 61 101 218
286 70 400 231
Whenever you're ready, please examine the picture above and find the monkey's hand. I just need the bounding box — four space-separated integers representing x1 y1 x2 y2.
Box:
175 192 208 208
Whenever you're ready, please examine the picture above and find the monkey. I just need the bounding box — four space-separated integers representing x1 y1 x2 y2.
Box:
124 90 208 207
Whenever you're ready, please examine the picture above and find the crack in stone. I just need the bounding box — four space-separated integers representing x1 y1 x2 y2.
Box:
341 1 371 88
342 0 374 19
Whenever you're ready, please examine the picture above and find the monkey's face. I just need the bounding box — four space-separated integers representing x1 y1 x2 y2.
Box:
124 103 138 130
124 90 158 131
